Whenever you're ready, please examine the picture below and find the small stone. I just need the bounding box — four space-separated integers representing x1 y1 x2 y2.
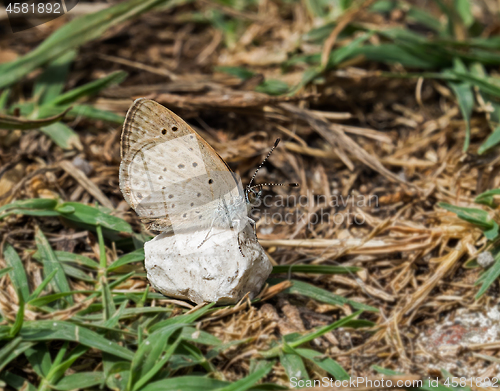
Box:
145 223 272 304
477 251 495 268
72 156 93 176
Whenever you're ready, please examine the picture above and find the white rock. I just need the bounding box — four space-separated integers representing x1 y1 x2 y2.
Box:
144 223 272 304
477 251 495 268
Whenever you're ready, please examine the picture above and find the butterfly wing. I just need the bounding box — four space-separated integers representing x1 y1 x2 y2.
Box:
119 98 246 233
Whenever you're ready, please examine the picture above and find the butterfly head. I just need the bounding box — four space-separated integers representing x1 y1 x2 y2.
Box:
245 186 264 207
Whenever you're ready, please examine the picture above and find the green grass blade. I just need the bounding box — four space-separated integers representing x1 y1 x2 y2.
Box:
34 227 73 305
169 340 213 372
132 334 182 391
180 327 221 345
78 306 172 323
86 271 135 302
0 267 12 278
280 351 310 384
448 78 473 151
215 66 255 80
268 279 378 312
439 202 499 239
0 209 61 220
58 202 133 233
455 0 474 27
446 59 474 151
25 343 52 378
69 104 125 123
478 125 500 155
140 376 229 391
46 344 89 385
0 337 35 372
50 251 98 269
52 372 105 391
28 291 92 307
105 359 131 390
296 348 349 380
128 324 186 390
289 311 362 349
101 277 116 321
0 108 69 130
48 342 70 378
108 248 145 271
255 80 289 96
28 269 58 302
475 188 500 208
0 198 58 214
103 299 129 329
206 339 254 361
0 88 10 110
40 122 83 151
434 0 455 36
26 102 125 123
475 252 500 299
148 302 215 332
0 371 37 391
406 6 443 33
60 264 95 283
353 43 439 69
0 0 182 89
33 49 77 105
260 311 362 359
3 244 30 302
9 288 25 338
327 32 373 69
20 320 134 360
452 71 500 97
0 202 132 234
439 202 493 228
217 360 274 391
96 224 108 270
42 71 127 108
138 284 150 307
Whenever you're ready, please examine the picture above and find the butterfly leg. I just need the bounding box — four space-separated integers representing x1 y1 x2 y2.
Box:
197 226 213 249
247 217 257 238
197 198 232 249
197 211 219 249
236 230 245 257
221 198 247 257
198 211 223 249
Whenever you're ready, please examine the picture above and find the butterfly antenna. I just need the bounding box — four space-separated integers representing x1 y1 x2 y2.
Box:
248 138 281 188
248 182 299 193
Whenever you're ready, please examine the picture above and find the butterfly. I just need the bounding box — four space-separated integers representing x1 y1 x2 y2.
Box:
119 98 297 241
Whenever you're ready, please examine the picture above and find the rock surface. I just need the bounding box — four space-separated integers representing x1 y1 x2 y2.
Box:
144 223 272 304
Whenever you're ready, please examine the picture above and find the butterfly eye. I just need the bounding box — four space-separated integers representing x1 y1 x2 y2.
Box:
172 126 178 132
161 129 167 135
